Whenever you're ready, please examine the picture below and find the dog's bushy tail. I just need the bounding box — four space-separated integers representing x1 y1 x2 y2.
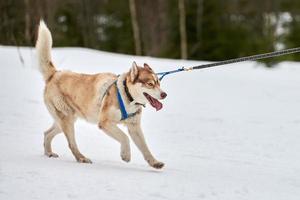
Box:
35 20 56 81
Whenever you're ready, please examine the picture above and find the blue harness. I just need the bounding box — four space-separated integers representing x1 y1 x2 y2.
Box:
115 81 139 120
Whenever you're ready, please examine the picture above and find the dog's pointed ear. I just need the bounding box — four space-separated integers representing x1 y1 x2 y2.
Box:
144 63 153 72
130 61 139 82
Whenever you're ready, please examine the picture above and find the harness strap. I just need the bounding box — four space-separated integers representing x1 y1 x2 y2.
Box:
98 79 116 106
115 80 140 120
115 81 129 120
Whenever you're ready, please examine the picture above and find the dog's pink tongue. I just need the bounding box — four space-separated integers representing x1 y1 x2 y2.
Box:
152 99 163 111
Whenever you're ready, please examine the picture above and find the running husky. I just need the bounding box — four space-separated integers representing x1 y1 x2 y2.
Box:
36 21 167 169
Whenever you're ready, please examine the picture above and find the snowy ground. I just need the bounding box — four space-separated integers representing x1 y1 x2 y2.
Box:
1 45 300 200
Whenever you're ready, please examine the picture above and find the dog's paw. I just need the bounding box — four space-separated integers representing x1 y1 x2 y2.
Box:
146 157 165 169
45 152 59 158
77 157 92 164
121 151 131 163
152 161 165 169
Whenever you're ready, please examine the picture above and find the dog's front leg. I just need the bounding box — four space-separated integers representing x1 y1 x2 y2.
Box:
99 122 131 162
127 123 164 169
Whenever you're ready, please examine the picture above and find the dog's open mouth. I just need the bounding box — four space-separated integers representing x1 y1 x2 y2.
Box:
143 93 163 111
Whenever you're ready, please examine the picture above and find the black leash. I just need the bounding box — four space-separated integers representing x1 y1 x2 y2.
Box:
157 47 300 80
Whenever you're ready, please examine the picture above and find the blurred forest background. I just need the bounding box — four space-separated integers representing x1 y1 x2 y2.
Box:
1 0 300 64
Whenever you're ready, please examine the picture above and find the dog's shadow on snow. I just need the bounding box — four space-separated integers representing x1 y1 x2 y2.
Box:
93 161 164 174
47 157 164 174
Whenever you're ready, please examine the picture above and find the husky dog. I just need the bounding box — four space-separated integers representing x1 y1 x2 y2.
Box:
35 21 167 169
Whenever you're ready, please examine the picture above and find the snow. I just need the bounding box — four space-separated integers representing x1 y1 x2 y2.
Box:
1 45 300 200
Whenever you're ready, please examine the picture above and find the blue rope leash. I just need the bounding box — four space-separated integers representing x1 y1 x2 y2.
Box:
156 67 187 81
156 46 300 81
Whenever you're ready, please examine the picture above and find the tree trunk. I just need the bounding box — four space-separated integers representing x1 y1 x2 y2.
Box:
24 0 31 45
196 0 203 43
178 0 187 59
81 0 90 47
129 0 142 55
190 0 203 56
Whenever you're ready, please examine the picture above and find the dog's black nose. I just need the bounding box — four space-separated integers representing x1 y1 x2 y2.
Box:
161 92 167 99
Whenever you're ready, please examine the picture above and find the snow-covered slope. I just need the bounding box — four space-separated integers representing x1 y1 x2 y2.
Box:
1 46 300 200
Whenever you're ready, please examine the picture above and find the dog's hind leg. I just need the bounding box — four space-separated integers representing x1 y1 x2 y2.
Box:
127 123 164 169
99 122 131 162
44 123 61 157
58 115 92 163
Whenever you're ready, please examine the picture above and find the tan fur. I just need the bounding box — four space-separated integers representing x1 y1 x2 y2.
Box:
36 21 166 169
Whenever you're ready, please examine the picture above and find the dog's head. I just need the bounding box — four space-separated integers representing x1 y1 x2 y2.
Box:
126 62 167 111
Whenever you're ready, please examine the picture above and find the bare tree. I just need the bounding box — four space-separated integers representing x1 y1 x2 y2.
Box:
178 0 187 59
129 0 142 55
191 0 203 56
24 0 31 45
196 0 203 42
135 0 170 57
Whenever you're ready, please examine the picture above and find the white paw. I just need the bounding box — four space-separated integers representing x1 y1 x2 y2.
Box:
121 150 131 162
45 152 59 158
77 157 92 164
152 161 165 169
146 157 165 169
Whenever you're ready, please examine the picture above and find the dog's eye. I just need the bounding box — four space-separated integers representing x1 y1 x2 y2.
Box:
147 82 154 87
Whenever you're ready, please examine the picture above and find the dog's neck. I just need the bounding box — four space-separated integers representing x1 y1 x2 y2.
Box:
123 78 145 107
123 78 134 102
116 74 145 109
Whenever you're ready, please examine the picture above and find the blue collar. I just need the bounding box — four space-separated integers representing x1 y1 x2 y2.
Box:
115 81 139 120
